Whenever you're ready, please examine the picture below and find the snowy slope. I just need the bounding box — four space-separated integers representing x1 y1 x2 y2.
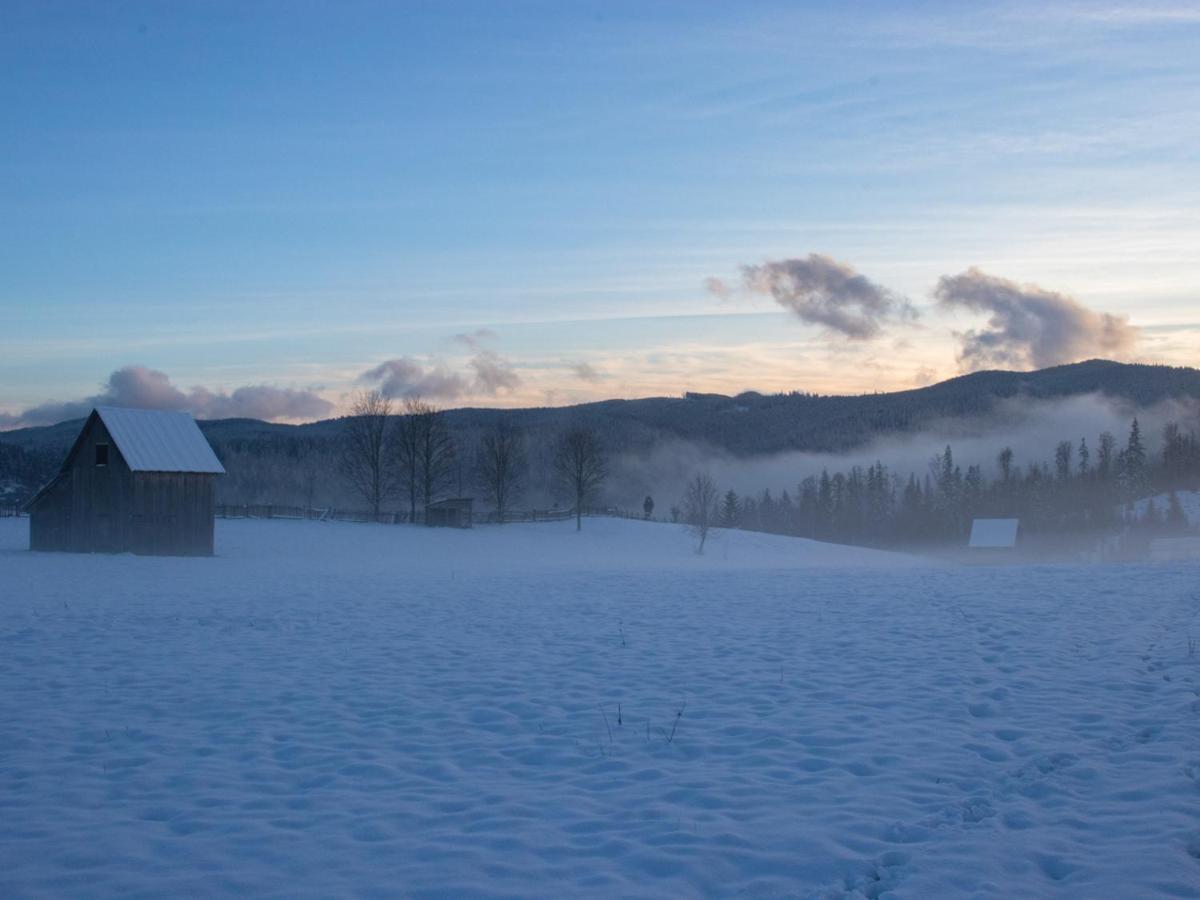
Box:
1 516 1199 898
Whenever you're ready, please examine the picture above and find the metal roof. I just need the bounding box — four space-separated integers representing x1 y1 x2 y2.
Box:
95 407 226 474
968 518 1019 549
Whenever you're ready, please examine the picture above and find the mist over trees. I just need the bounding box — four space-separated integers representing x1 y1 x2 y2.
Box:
724 417 1199 548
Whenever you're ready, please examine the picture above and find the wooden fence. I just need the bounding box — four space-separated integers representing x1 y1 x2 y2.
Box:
9 502 639 525
214 504 582 526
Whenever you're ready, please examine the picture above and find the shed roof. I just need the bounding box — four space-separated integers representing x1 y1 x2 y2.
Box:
94 407 225 474
969 518 1019 549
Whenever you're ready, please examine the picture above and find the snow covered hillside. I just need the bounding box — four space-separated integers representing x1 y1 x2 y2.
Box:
2 517 1199 897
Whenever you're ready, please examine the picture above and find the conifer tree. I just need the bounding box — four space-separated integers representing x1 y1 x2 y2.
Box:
721 489 741 528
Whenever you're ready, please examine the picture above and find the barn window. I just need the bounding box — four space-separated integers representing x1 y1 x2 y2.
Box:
95 443 109 466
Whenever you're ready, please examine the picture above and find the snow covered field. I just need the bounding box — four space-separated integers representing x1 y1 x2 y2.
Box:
2 516 1199 898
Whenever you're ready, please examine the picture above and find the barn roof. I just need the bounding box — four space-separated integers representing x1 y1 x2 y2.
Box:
94 407 226 474
968 518 1019 549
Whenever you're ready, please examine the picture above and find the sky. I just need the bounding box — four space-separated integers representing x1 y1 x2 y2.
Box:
2 1 1199 426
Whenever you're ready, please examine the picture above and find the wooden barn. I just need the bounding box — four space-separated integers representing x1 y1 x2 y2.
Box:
24 407 225 556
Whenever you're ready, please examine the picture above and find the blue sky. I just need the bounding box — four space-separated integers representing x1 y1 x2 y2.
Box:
2 1 1199 424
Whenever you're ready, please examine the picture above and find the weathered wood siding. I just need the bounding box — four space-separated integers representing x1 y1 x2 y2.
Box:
28 414 218 556
130 472 215 556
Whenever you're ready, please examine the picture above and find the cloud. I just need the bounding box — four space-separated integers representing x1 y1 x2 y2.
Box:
0 399 95 430
570 361 603 383
704 276 733 300
359 347 521 402
912 365 939 387
469 349 521 394
0 365 333 429
714 254 916 339
934 267 1138 370
452 328 498 350
187 385 336 421
359 358 469 402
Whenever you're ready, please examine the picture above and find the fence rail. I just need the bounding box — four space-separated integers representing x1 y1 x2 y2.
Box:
214 504 587 526
8 502 634 525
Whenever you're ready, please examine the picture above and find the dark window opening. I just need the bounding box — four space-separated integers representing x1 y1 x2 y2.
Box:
95 444 109 466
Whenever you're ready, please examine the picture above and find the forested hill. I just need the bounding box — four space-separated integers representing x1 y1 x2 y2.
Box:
4 360 1200 465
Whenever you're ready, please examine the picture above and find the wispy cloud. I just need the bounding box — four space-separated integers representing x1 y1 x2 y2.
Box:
359 332 522 403
469 349 521 394
451 328 498 350
358 358 470 402
569 361 604 383
1047 4 1200 26
711 254 917 339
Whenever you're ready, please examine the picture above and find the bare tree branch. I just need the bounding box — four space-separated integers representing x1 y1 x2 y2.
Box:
553 426 608 531
682 471 719 554
337 390 394 517
395 398 458 519
476 421 527 523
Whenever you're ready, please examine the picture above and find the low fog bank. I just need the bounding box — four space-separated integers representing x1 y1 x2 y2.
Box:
606 393 1199 511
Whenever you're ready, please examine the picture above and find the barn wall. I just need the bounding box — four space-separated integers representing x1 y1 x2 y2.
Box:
132 472 216 556
29 416 136 554
29 478 70 552
72 417 134 552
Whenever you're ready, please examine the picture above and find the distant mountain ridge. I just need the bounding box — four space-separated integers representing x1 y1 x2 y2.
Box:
4 360 1200 462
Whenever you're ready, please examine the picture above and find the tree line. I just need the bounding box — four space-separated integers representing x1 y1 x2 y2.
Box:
338 391 609 530
687 417 1200 548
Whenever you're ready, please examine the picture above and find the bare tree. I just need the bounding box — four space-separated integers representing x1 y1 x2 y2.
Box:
682 471 719 554
476 421 527 523
337 390 393 517
553 426 608 531
393 397 457 520
394 398 422 521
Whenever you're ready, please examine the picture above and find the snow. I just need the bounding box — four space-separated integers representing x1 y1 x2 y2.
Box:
95 406 225 474
2 516 1199 898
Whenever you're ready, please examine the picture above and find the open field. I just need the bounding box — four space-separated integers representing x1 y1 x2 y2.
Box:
2 516 1199 898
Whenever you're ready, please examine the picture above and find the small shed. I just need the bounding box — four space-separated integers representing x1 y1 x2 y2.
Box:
24 406 225 556
425 497 473 528
969 518 1020 549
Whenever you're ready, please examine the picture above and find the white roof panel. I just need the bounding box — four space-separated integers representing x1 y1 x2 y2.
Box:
969 518 1019 549
95 407 225 474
